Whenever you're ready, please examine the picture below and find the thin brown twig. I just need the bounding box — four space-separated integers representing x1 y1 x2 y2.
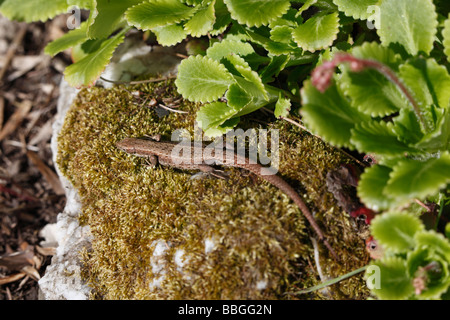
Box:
99 75 177 85
0 23 28 83
157 104 188 114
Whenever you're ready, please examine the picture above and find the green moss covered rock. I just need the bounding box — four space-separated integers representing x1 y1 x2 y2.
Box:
57 80 369 299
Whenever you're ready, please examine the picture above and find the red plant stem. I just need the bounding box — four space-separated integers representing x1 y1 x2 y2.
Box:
312 53 430 132
335 54 430 132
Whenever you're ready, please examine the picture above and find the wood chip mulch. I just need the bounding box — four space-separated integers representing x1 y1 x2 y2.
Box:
0 14 73 300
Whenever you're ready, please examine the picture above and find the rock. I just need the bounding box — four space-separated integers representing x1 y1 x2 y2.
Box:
38 78 92 300
38 37 182 300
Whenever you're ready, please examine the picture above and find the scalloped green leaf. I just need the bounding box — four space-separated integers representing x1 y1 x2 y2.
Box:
182 0 203 5
45 22 89 57
0 0 67 22
196 101 239 134
67 0 94 8
64 29 126 87
226 55 269 101
223 0 290 27
415 230 450 261
292 12 339 53
125 0 196 30
399 58 450 110
393 108 424 145
414 108 450 152
369 257 414 300
341 42 407 117
301 80 370 148
350 121 418 157
206 39 255 62
210 0 231 36
357 165 394 211
184 0 216 37
378 0 438 56
407 244 450 299
226 83 251 109
383 152 450 205
260 54 290 83
297 0 317 16
444 15 450 62
175 55 234 103
87 0 144 39
204 117 241 138
152 24 188 46
270 25 294 44
371 211 423 253
274 94 291 118
333 0 380 20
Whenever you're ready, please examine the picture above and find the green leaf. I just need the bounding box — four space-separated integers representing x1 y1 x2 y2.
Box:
175 55 234 103
407 243 450 299
301 80 370 148
369 257 414 300
393 108 424 145
64 30 126 87
350 121 418 157
414 108 450 152
371 211 423 253
0 0 67 22
226 55 269 101
444 15 450 62
67 0 94 8
378 0 438 56
225 83 251 109
223 0 290 27
182 0 203 5
210 0 231 36
184 0 216 37
152 24 188 46
297 0 317 16
399 58 450 111
333 0 380 20
205 117 241 138
384 152 450 205
125 0 196 30
357 165 395 211
415 231 450 261
88 0 144 39
274 93 291 118
206 39 255 62
196 101 238 134
341 42 407 117
45 22 89 57
270 25 294 44
292 12 340 52
71 38 105 63
260 54 290 83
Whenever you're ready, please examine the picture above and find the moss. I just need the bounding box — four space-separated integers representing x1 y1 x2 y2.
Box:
57 79 370 299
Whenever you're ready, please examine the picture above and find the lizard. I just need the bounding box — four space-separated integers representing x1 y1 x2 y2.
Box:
116 137 338 260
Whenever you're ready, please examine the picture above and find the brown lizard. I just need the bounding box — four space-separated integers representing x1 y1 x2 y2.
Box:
116 137 338 260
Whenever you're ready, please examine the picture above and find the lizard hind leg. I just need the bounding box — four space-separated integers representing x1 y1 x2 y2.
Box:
197 164 229 180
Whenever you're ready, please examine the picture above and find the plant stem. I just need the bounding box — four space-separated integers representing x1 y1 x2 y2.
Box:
313 53 431 132
289 265 368 295
360 58 430 133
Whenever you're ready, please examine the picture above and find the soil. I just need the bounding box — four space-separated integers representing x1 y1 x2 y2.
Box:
0 15 71 300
